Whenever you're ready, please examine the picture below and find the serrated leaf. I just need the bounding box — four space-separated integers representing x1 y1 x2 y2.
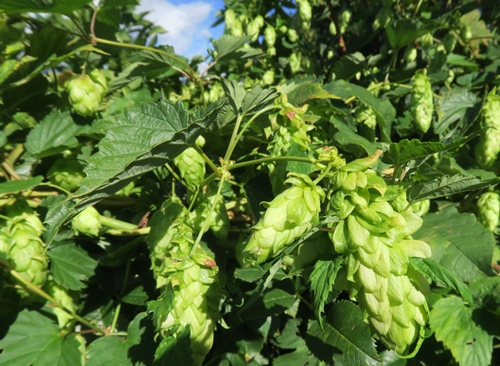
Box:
413 206 496 282
435 88 478 135
325 80 396 141
309 258 343 325
25 111 81 158
306 301 379 366
121 286 148 305
285 80 340 106
410 257 472 305
234 266 266 283
138 46 193 78
86 337 132 366
407 174 500 203
262 288 296 309
212 35 262 62
125 312 147 347
0 176 43 196
0 309 82 366
274 318 306 350
330 117 379 156
385 19 437 50
152 327 193 366
47 243 98 291
0 0 91 14
273 346 319 366
446 53 479 70
430 296 492 366
241 84 278 115
286 140 314 175
381 130 482 167
331 52 367 81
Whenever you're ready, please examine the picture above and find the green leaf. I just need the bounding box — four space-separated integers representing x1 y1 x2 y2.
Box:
262 288 296 310
273 346 320 366
47 243 98 291
284 80 340 106
234 266 267 283
124 312 147 347
330 117 379 156
410 257 473 305
138 46 192 77
331 52 367 81
0 309 82 366
306 301 380 366
152 327 193 366
222 80 277 115
274 318 307 350
286 141 314 175
446 53 479 70
325 80 396 141
0 176 43 196
309 258 342 325
430 296 493 366
413 206 496 282
406 174 500 203
385 19 435 49
435 88 478 135
121 286 148 306
211 35 262 62
25 111 82 158
382 131 482 167
0 0 91 14
86 337 132 366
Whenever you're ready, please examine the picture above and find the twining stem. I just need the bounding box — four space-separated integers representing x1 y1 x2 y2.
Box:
4 264 106 336
190 173 226 256
92 37 196 80
224 105 282 163
193 144 221 178
223 113 245 162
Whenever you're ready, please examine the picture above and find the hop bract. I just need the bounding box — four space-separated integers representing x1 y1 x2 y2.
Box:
236 173 325 267
411 70 433 133
475 89 500 170
72 206 102 237
477 191 500 232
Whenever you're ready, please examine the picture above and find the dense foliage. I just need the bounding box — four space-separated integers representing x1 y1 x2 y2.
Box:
1 0 500 365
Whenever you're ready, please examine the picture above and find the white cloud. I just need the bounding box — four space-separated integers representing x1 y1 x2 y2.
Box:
136 0 214 57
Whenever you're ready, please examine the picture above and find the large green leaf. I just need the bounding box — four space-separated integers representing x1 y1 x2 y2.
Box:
284 80 339 106
410 257 472 305
25 111 82 158
430 296 492 366
330 118 379 156
324 80 396 141
0 0 91 14
385 19 438 50
413 206 496 282
0 309 82 366
406 174 500 203
44 100 221 244
152 327 193 366
86 338 132 366
306 301 380 366
211 35 263 63
47 243 98 291
222 79 278 115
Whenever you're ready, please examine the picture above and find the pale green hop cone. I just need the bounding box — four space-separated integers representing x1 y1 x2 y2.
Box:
475 89 500 170
411 70 433 133
67 74 101 117
236 173 325 267
477 191 500 232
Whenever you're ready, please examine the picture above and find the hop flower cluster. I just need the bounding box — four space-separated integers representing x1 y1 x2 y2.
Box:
147 199 221 366
67 69 108 117
475 89 500 170
411 70 433 134
328 156 431 355
48 157 85 191
0 203 48 295
236 173 325 267
477 191 500 232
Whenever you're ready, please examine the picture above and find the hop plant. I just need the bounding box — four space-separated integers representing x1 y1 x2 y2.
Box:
297 0 312 29
67 74 102 117
246 15 264 42
47 157 86 191
44 279 77 331
354 104 377 142
411 70 433 134
475 89 500 170
287 28 299 43
264 25 277 48
147 198 221 366
88 69 108 96
236 173 325 267
72 206 102 237
477 191 500 232
328 153 431 355
411 200 430 217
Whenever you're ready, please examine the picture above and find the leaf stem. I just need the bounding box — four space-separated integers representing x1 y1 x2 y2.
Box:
223 113 245 162
105 227 150 236
5 264 106 336
99 215 138 231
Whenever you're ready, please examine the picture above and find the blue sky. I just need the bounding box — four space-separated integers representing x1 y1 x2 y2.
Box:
135 0 226 59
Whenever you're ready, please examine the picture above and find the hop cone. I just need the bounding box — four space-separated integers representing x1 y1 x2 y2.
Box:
173 147 206 189
412 200 430 217
48 157 85 191
236 173 325 267
88 69 108 96
147 199 221 366
477 191 500 232
354 104 377 142
44 279 77 331
72 206 102 237
411 70 433 133
328 159 431 355
67 74 102 117
2 203 48 292
475 90 500 170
